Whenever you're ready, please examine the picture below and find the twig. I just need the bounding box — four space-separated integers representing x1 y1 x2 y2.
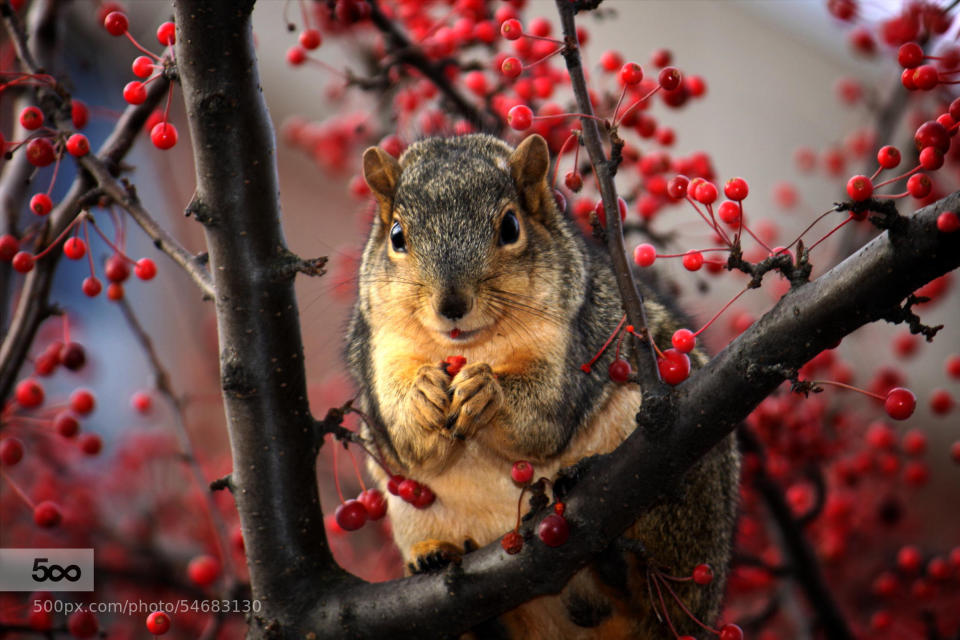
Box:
116 296 238 585
364 0 502 133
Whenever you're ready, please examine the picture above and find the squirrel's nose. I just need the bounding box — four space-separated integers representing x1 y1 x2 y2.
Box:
437 289 471 321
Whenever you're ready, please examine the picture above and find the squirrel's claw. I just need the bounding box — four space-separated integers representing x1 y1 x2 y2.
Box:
410 364 453 434
408 539 465 574
446 363 503 439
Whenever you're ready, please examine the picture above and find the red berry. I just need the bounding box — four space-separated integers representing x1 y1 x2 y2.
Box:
634 243 656 267
937 211 960 233
0 234 19 261
60 342 86 370
723 177 749 201
65 133 89 157
105 254 131 282
103 10 128 36
286 46 306 66
444 355 467 376
500 56 522 79
897 545 923 573
672 329 696 353
682 250 704 271
667 175 689 199
412 485 435 509
501 531 523 554
130 257 158 280
357 488 387 520
658 66 682 90
901 429 927 456
131 390 153 413
846 175 873 201
299 28 322 50
79 433 102 455
132 55 155 78
335 499 368 531
82 276 102 297
70 388 96 415
71 99 89 129
919 146 943 170
906 173 931 199
25 138 55 167
914 120 950 152
537 513 569 547
595 197 627 227
507 105 533 131
12 251 35 273
618 62 643 86
146 611 171 635
67 610 98 638
187 554 220 587
387 474 404 495
19 106 44 130
877 145 901 169
608 358 631 383
599 50 623 72
30 193 53 216
33 501 62 528
151 122 178 149
885 387 916 420
500 18 522 41
0 437 24 466
107 282 124 300
63 237 87 260
898 42 924 68
718 201 741 226
930 388 954 414
913 65 939 90
15 378 44 408
692 563 714 585
123 81 147 105
156 21 176 46
398 478 422 503
719 624 744 640
54 411 80 438
511 460 535 484
694 181 718 205
564 171 583 192
658 349 691 385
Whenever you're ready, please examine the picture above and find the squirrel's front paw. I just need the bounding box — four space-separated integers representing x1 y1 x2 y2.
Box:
445 363 503 440
410 364 451 433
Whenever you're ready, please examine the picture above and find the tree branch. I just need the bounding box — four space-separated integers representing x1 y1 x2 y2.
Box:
555 0 662 390
171 1 340 635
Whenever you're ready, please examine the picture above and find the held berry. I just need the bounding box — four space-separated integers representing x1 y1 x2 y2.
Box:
511 460 534 484
537 513 570 547
145 611 171 635
335 499 369 531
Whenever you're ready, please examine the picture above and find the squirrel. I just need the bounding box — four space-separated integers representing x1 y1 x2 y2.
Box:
346 133 740 639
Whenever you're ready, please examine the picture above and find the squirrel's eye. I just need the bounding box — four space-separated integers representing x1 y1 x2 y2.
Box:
390 221 406 253
499 210 520 245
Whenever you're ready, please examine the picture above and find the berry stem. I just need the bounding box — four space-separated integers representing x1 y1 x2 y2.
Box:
331 436 346 503
786 206 843 251
611 84 627 124
581 313 626 371
88 220 135 263
551 132 578 188
651 573 680 638
124 31 162 60
44 148 62 197
807 215 853 252
0 470 36 509
692 286 749 339
809 379 884 401
873 164 920 189
658 573 719 634
615 85 662 127
347 446 367 492
31 213 86 260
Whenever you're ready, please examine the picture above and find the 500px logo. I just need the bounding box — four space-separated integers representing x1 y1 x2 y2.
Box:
31 558 82 583
0 548 93 591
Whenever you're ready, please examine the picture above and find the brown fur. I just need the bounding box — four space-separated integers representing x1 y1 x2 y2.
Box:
346 134 740 639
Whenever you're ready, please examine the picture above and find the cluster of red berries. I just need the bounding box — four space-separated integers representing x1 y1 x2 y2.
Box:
102 10 179 150
335 487 389 531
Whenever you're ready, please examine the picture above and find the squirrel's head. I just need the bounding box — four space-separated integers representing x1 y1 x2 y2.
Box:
359 133 580 346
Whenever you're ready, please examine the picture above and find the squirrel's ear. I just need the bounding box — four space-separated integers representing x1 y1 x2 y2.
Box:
362 146 402 224
508 134 551 215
